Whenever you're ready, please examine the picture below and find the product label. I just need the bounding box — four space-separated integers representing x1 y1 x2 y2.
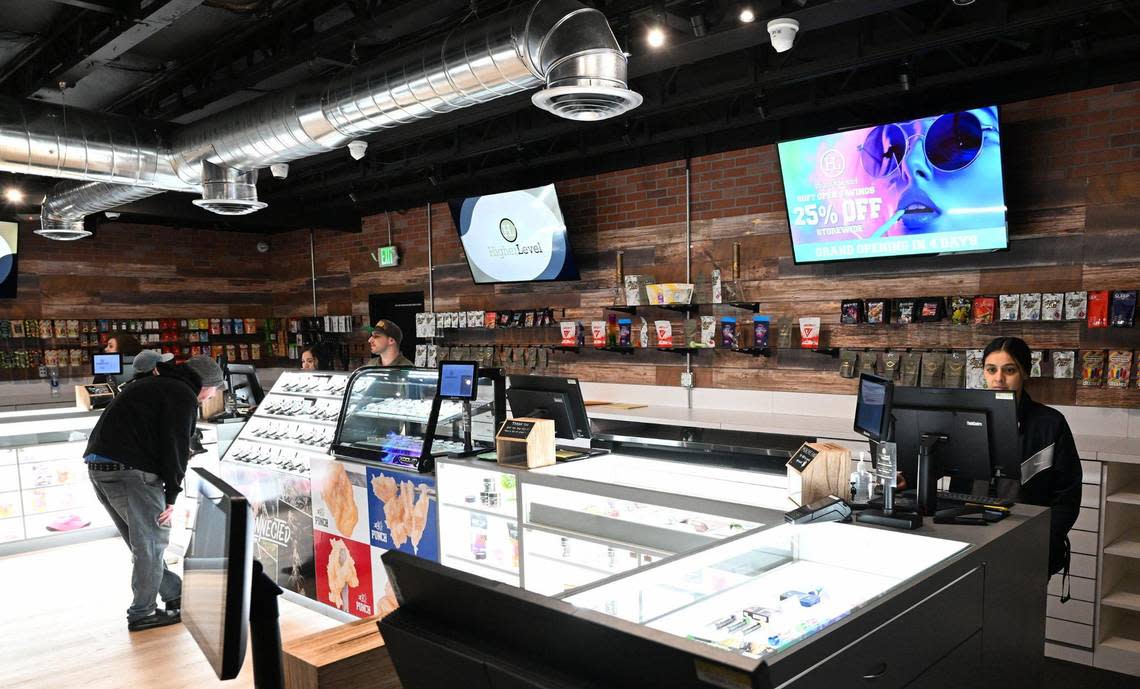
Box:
498 420 536 440
787 444 819 472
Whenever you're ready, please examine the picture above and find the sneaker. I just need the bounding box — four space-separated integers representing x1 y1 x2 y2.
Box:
127 610 181 632
164 597 180 613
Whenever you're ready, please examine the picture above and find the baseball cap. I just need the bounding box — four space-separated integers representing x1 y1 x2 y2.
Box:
132 349 174 374
366 319 403 344
185 356 225 389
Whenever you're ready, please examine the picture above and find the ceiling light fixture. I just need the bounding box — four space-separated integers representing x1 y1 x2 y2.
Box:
739 7 755 23
4 187 24 203
647 25 666 48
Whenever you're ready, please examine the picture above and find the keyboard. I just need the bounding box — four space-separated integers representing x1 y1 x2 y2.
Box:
936 490 1014 509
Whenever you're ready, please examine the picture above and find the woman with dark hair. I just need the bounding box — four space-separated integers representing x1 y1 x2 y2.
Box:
983 336 1082 578
94 332 144 386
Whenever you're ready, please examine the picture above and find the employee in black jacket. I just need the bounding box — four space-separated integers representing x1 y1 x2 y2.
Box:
983 337 1082 577
85 356 225 632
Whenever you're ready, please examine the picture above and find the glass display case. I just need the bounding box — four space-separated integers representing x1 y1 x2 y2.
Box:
563 522 969 662
517 455 790 596
332 366 504 472
436 458 522 586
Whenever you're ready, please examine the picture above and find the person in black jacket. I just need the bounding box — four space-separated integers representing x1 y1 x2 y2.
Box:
983 337 1082 577
85 356 225 632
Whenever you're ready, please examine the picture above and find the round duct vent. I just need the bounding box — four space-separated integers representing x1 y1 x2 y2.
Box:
192 198 269 215
35 227 92 241
531 85 643 122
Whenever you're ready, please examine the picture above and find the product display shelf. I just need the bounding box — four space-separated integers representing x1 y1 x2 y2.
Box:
258 412 338 427
605 302 761 314
1105 529 1140 559
1096 460 1140 675
521 521 672 560
437 458 523 587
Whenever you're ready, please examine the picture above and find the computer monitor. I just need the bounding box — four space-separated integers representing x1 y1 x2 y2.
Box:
506 374 592 441
91 353 122 376
438 360 478 400
854 373 892 442
890 386 1020 514
183 468 253 681
225 363 265 406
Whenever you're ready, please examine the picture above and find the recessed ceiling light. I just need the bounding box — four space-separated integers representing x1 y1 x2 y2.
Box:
4 187 24 203
739 8 756 23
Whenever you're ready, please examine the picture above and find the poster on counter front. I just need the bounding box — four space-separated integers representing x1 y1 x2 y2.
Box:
311 457 370 544
365 465 439 562
314 529 374 618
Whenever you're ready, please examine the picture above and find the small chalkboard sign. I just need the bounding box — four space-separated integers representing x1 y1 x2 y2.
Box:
495 417 555 469
499 419 536 440
787 444 819 473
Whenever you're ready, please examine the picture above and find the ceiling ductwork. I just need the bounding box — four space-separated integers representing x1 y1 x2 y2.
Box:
37 181 161 240
0 0 640 239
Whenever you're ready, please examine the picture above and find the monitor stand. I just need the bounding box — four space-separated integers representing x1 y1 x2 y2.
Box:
916 432 948 516
250 560 284 689
855 489 923 530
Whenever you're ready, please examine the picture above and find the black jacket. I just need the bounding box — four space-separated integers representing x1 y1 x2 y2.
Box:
1015 391 1083 576
85 365 202 505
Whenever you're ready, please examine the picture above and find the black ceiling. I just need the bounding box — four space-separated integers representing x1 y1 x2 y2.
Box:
2 0 1139 234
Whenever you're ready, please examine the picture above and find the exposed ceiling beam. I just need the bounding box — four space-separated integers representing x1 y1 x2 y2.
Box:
27 0 206 100
43 0 121 13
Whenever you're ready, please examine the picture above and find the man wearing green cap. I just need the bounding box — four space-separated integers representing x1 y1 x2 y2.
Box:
368 319 413 367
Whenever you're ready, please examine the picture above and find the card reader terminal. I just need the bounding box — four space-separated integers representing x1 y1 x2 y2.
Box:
784 495 852 525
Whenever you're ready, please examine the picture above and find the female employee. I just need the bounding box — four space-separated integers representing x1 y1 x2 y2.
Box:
93 332 142 386
983 336 1082 576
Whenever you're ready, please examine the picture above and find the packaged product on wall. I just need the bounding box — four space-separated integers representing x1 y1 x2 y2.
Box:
776 319 793 348
235 318 246 335
882 351 901 381
1064 292 1087 320
523 311 535 328
699 316 716 348
896 299 916 324
1111 291 1137 327
496 311 510 327
559 322 578 346
239 344 250 361
10 320 23 338
471 311 485 328
210 318 222 335
1019 294 1042 321
618 319 632 347
483 311 496 329
225 344 237 362
1080 350 1107 387
900 351 922 386
865 299 889 324
840 300 863 325
949 297 972 325
414 345 427 367
838 350 857 378
999 294 1020 321
1041 293 1064 321
426 344 438 368
857 350 878 377
510 312 526 328
1052 351 1075 379
1087 291 1110 328
798 317 821 348
591 321 606 347
220 318 232 335
753 315 770 347
943 351 966 387
719 317 736 348
918 298 944 322
655 320 673 347
1030 350 1043 377
1107 350 1133 388
638 318 649 348
69 349 83 367
920 351 945 387
52 319 65 338
39 320 52 339
414 313 425 338
966 349 986 389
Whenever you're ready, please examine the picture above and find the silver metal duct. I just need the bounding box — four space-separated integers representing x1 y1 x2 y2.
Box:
4 0 639 238
37 181 161 240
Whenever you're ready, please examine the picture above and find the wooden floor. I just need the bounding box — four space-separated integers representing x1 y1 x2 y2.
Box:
0 537 340 689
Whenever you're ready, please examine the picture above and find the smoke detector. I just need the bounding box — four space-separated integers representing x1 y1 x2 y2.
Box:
347 140 368 160
767 18 800 53
269 163 289 179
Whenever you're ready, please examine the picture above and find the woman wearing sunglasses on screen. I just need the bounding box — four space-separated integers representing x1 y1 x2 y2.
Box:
982 337 1082 582
858 106 1005 236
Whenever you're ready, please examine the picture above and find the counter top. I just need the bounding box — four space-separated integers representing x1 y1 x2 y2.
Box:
589 404 1140 463
587 404 864 442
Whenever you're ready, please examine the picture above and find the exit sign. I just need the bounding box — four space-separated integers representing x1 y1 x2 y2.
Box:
377 245 399 268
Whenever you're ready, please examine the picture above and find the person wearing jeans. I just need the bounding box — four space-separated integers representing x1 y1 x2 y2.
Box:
85 356 225 632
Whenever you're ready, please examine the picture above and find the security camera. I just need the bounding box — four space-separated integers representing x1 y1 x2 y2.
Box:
767 17 799 53
256 240 270 253
347 140 368 160
269 163 289 179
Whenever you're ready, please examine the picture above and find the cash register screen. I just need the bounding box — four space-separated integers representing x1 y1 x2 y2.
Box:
438 361 477 400
854 373 891 441
92 353 122 376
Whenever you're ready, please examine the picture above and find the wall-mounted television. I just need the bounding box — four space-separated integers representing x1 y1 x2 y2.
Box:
777 106 1007 264
0 221 17 298
449 184 580 284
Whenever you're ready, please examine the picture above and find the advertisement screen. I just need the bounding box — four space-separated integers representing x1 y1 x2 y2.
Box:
450 184 579 284
0 221 17 298
777 107 1007 263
